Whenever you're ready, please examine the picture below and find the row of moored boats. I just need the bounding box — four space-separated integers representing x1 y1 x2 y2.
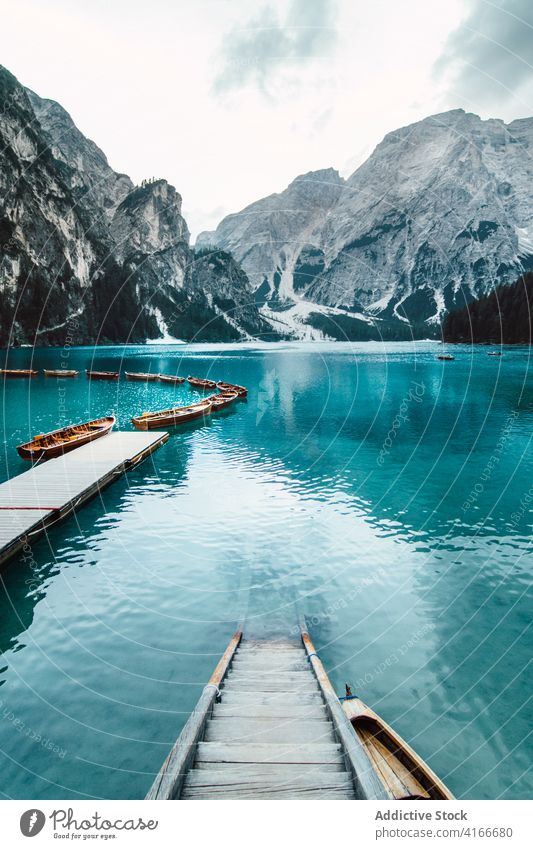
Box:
15 378 247 461
0 368 232 381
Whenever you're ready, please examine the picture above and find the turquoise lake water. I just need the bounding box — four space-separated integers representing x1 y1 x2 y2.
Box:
0 341 531 800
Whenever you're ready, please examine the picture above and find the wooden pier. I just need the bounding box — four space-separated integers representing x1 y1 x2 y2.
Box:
147 628 388 800
0 430 168 569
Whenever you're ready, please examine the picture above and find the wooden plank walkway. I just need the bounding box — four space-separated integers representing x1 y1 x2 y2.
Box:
147 630 388 800
0 431 168 569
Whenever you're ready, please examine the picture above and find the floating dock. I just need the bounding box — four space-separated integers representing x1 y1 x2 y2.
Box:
0 430 168 569
146 628 389 800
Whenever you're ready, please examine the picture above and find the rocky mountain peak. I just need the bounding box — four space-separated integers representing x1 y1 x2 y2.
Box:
201 108 533 339
27 87 133 217
111 179 190 263
0 65 270 345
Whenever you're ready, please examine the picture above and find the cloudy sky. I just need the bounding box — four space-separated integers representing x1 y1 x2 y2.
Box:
2 0 532 237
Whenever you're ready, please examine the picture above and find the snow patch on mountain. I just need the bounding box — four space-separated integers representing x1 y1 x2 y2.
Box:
202 109 533 339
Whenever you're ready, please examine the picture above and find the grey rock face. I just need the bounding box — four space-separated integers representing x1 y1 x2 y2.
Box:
201 110 533 336
27 89 133 218
0 65 267 345
198 168 345 306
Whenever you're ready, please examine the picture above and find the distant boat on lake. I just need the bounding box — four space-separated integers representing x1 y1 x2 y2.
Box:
188 376 218 390
125 372 159 382
132 399 212 429
158 374 185 384
44 369 79 377
216 381 248 397
0 368 38 377
86 369 120 380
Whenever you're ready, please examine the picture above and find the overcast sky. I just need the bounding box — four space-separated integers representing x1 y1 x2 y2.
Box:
2 0 533 237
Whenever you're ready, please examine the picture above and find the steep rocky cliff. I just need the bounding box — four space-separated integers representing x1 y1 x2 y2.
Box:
200 110 533 338
0 65 267 345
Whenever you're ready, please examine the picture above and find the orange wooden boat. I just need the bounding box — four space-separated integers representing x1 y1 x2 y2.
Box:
17 415 115 461
187 376 218 390
44 369 79 377
206 391 238 411
300 625 454 801
158 374 185 384
341 686 453 800
132 399 212 430
216 381 247 397
0 368 38 378
125 371 159 382
86 369 120 380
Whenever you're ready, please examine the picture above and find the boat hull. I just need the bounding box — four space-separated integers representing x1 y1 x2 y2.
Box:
86 370 120 380
341 696 453 800
206 392 238 411
125 372 159 382
216 381 247 397
17 416 116 461
158 375 185 383
187 377 217 390
132 402 212 430
0 369 38 378
44 370 79 377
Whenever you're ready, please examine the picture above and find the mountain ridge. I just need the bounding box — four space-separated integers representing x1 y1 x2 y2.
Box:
199 108 533 339
0 65 270 346
2 63 532 345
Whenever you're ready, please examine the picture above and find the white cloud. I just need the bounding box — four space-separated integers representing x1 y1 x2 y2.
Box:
2 0 529 240
213 0 337 94
435 0 533 113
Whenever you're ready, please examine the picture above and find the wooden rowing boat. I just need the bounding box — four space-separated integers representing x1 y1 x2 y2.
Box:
148 623 452 800
216 381 248 397
187 376 218 390
0 368 38 378
125 371 159 382
43 369 79 377
17 415 116 461
146 622 454 800
437 355 455 361
86 369 120 380
299 626 453 801
206 391 238 411
158 374 185 384
132 399 212 430
340 686 453 799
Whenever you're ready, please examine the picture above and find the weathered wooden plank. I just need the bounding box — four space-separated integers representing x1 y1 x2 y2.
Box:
185 769 352 786
239 641 301 649
233 653 304 658
205 717 336 744
226 672 315 684
181 786 354 799
183 770 353 792
222 680 319 693
231 659 309 673
195 742 344 764
145 631 242 800
214 703 327 720
219 691 324 707
301 626 389 800
192 762 344 774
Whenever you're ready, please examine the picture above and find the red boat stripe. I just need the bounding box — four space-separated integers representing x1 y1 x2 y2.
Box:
0 506 61 511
